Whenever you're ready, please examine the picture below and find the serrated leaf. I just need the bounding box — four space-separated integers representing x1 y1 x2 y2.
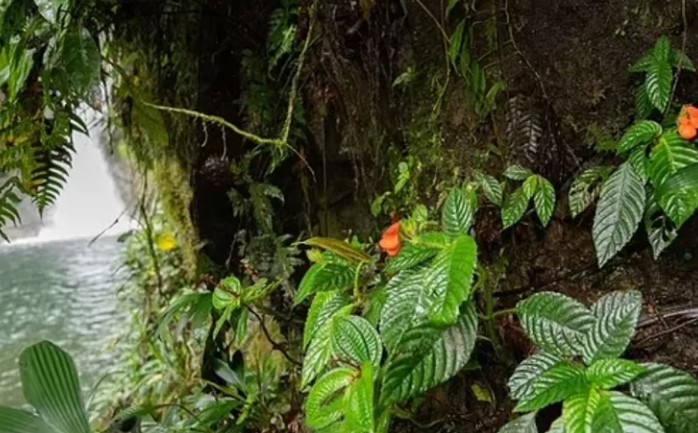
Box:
586 359 645 390
442 187 477 236
497 412 538 433
503 187 531 229
635 86 654 120
380 303 478 405
582 291 642 365
302 305 353 388
629 146 649 181
505 165 534 181
656 162 698 227
304 237 372 264
569 166 613 218
385 244 438 273
295 261 355 305
645 54 673 112
630 52 654 73
589 391 665 433
534 177 556 226
644 191 678 259
332 316 382 367
671 49 695 72
475 171 503 206
592 163 646 267
515 362 589 412
0 407 54 433
345 363 375 433
19 342 90 433
653 36 672 63
630 363 698 433
509 352 564 401
517 292 595 357
563 387 603 433
425 235 478 325
304 291 352 349
650 134 698 227
305 367 355 429
618 121 662 154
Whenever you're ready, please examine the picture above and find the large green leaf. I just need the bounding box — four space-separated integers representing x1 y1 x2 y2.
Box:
589 391 664 433
503 187 531 229
649 134 698 190
442 187 477 237
475 171 503 206
534 176 556 227
304 291 352 349
425 235 477 325
592 163 646 267
332 316 382 367
516 362 589 412
630 363 698 433
645 39 673 112
582 291 642 365
385 243 438 273
509 352 564 402
586 359 645 390
0 407 54 433
305 367 355 430
302 303 353 388
569 166 613 218
564 387 603 433
629 146 650 181
381 303 478 405
505 165 534 181
19 342 90 433
656 162 698 227
644 191 678 259
345 363 375 433
60 27 101 96
517 292 595 357
497 412 538 433
635 86 654 120
295 260 355 305
617 121 662 154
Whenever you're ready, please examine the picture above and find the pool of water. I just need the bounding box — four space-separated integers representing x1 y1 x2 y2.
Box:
0 237 126 407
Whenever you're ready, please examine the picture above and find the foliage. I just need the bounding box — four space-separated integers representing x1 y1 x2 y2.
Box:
500 165 556 229
498 290 698 433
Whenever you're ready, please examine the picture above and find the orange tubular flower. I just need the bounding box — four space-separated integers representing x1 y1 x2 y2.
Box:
379 222 402 257
679 105 698 140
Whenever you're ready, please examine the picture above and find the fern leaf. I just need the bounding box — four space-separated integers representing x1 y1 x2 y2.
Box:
31 141 74 215
592 163 646 267
582 291 642 365
0 177 22 241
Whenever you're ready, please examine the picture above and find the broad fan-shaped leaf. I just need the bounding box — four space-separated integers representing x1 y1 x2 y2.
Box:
381 303 478 405
305 367 355 430
630 363 698 433
295 261 355 305
442 187 477 237
385 244 438 273
19 341 90 433
302 303 353 388
534 177 556 227
503 187 531 229
569 167 613 218
582 291 642 365
644 191 678 259
345 363 375 433
332 316 382 367
515 362 589 413
618 121 662 154
0 407 53 433
425 235 477 325
497 412 538 433
509 352 564 402
505 165 534 181
589 391 665 433
475 171 503 206
592 163 646 267
517 292 595 357
586 359 645 390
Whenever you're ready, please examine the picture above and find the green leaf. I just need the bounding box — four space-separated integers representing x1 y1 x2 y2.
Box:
295 261 355 305
534 177 556 226
345 363 375 433
586 359 645 390
630 52 654 73
304 291 352 349
505 165 534 181
332 316 382 367
0 407 54 433
60 27 101 96
547 418 566 433
592 163 646 267
617 121 662 154
381 303 478 405
517 292 595 357
385 244 438 273
523 175 540 199
589 391 665 433
302 304 353 388
34 0 68 23
304 237 372 264
630 363 698 433
425 235 478 325
569 166 613 218
19 341 90 433
516 362 589 412
497 412 539 433
645 53 673 112
656 162 698 227
649 133 698 190
653 36 672 63
582 291 642 365
644 191 678 259
509 352 564 402
635 86 654 120
563 387 603 433
670 49 695 72
305 367 355 430
629 146 649 181
212 277 242 310
502 187 531 229
442 187 477 237
475 171 503 206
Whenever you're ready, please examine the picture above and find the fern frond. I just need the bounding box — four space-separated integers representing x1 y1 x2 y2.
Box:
30 139 74 215
0 176 22 241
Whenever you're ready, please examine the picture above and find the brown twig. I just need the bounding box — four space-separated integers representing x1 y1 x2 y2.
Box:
247 307 302 366
635 316 698 347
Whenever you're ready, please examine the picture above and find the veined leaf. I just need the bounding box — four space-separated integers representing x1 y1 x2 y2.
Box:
644 191 678 259
503 187 531 229
569 166 613 218
582 291 642 365
649 133 698 190
505 165 534 181
589 391 665 433
302 304 353 388
295 261 355 305
630 363 698 433
671 49 695 72
635 86 654 120
586 359 645 390
19 342 90 433
442 187 477 237
0 407 53 433
515 363 589 413
304 237 372 264
523 175 539 199
332 316 382 367
385 243 438 273
645 52 672 112
509 352 564 401
304 291 352 349
563 387 603 433
381 303 478 405
534 176 556 227
517 292 595 357
656 163 698 228
629 146 649 181
547 418 566 433
617 121 662 154
425 235 477 325
60 27 101 96
305 367 355 429
475 171 503 206
345 363 375 433
592 163 646 267
497 412 538 433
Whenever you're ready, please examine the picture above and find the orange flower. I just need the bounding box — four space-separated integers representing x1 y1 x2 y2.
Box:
379 221 402 257
679 124 697 140
679 105 698 136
